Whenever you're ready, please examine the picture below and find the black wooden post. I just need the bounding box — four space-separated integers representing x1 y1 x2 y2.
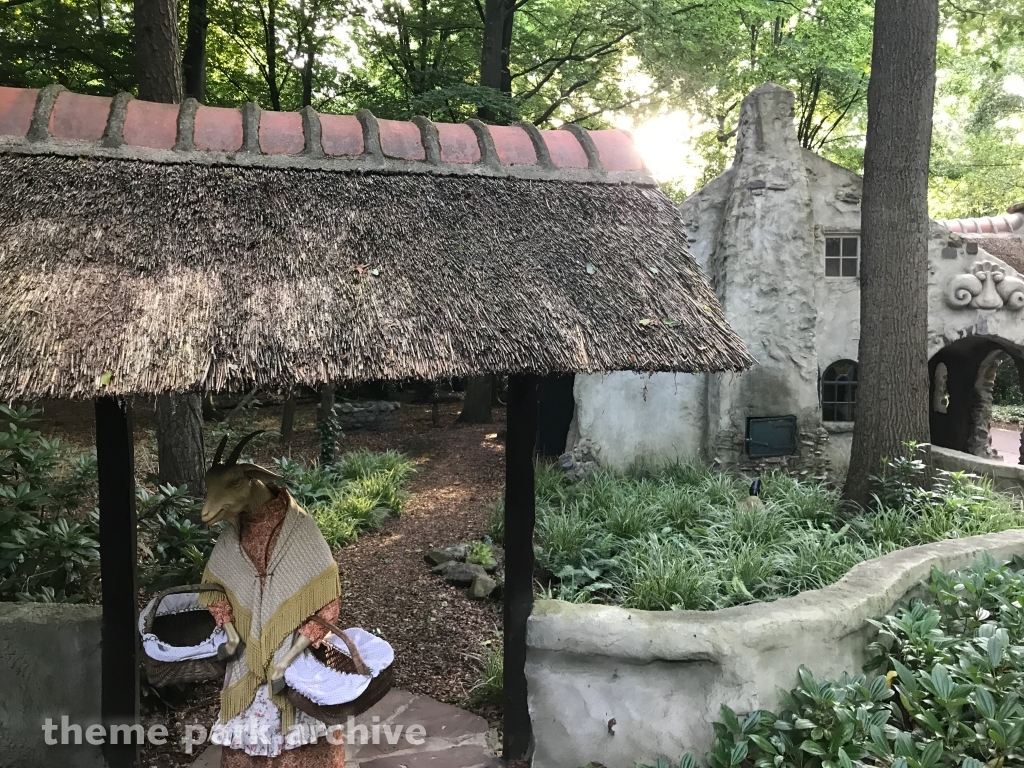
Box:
503 374 538 759
96 397 140 768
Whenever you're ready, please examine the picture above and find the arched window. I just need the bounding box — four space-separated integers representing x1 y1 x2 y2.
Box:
822 360 858 422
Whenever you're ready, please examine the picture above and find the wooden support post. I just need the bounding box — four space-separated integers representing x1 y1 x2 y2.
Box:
503 374 538 759
96 397 140 768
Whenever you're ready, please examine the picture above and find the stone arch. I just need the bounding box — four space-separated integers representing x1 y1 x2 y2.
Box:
929 335 1024 462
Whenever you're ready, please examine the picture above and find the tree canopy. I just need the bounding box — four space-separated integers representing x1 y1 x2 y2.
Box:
1 0 1022 216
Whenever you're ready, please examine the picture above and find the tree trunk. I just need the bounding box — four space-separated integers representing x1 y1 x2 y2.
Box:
843 0 938 506
182 0 208 102
155 394 206 496
458 377 493 423
134 0 183 102
280 396 297 443
136 0 206 498
478 0 513 121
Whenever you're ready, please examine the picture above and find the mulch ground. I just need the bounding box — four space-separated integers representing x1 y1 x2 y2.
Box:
31 396 507 767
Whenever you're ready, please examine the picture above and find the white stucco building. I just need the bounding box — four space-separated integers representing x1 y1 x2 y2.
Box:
568 82 1024 477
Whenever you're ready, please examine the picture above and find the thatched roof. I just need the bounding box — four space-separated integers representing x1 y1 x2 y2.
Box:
0 85 752 399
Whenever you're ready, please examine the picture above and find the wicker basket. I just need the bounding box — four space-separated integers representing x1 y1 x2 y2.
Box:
286 616 394 724
141 584 231 687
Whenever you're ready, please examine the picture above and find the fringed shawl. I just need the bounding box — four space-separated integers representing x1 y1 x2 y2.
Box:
199 493 340 730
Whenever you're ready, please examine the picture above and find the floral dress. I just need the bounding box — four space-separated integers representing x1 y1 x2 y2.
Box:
206 489 345 768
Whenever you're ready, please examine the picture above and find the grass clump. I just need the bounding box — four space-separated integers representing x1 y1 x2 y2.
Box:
534 456 1024 611
276 452 415 548
465 635 503 707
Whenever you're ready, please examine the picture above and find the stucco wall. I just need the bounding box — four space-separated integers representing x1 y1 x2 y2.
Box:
569 372 706 471
526 530 1024 768
0 603 105 768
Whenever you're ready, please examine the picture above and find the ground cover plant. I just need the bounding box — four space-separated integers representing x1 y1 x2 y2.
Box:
523 453 1024 611
0 404 414 602
671 555 1024 768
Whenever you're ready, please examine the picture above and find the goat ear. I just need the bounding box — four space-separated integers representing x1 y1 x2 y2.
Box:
242 465 283 484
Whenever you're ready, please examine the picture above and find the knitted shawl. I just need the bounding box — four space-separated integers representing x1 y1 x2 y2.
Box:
198 492 340 730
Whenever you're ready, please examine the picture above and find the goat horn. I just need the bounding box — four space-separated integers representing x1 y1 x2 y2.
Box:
226 431 265 466
212 435 229 466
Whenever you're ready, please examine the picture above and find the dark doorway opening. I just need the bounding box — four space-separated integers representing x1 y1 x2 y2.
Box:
536 374 576 456
929 336 1024 463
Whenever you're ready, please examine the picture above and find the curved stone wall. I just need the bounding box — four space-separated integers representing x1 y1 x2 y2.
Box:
526 530 1024 768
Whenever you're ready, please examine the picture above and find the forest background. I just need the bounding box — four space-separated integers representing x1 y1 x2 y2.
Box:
2 0 1021 216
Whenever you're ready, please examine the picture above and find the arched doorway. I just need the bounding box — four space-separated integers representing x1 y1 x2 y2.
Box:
929 336 1024 462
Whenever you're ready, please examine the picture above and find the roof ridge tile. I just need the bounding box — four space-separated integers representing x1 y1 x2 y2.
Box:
0 85 654 185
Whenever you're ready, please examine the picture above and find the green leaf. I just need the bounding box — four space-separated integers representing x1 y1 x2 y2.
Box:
749 735 777 755
920 740 943 768
730 741 748 766
799 741 827 757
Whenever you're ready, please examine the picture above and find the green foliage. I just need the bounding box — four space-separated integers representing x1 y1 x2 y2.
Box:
466 540 494 566
316 405 345 466
0 404 413 601
0 405 100 602
466 634 503 707
275 452 415 549
535 459 1024 611
992 405 1024 426
136 484 216 592
651 557 1024 768
487 500 505 545
992 358 1024 408
929 43 1024 219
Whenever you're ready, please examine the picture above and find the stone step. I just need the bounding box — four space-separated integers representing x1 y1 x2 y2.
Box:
189 690 495 768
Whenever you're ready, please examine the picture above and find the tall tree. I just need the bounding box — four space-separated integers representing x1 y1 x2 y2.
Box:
183 0 208 101
134 0 183 101
843 0 938 505
134 0 207 496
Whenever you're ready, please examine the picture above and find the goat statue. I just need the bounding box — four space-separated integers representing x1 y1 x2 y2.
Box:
197 431 345 765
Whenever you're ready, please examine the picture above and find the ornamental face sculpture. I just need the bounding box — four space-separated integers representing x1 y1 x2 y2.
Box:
946 259 1024 311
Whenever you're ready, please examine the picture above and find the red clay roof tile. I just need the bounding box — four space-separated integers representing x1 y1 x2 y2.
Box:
436 123 480 164
319 113 363 157
0 87 37 138
259 110 304 155
123 99 179 150
193 105 244 152
378 119 425 161
541 130 589 169
49 92 110 141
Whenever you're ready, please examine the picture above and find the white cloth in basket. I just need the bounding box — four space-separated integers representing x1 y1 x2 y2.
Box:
285 627 394 706
139 592 227 663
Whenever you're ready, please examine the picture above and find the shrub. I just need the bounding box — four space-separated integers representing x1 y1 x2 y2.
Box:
535 454 1024 611
0 405 100 602
674 556 1024 768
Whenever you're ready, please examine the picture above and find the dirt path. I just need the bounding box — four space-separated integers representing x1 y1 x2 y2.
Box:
31 396 508 749
329 403 507 719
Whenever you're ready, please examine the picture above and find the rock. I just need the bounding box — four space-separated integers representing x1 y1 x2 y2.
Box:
444 544 468 561
425 548 455 567
444 563 486 586
468 573 498 600
431 561 457 576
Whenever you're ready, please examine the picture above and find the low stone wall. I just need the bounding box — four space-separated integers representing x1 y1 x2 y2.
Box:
335 401 400 432
0 603 104 768
526 530 1024 768
932 445 1024 496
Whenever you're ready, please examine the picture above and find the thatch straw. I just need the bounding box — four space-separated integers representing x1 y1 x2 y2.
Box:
0 153 752 400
